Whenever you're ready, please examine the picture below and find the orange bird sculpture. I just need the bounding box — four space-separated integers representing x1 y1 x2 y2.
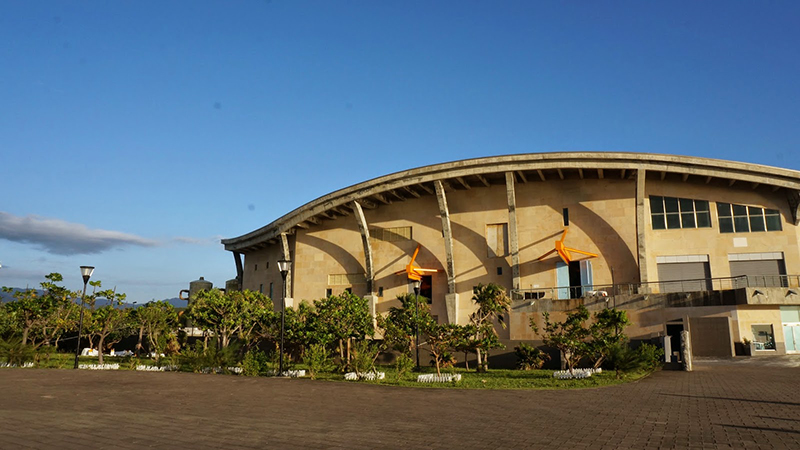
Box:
536 228 598 265
395 244 440 281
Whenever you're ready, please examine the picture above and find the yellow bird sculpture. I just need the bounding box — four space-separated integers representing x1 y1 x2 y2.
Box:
536 228 598 265
395 244 440 281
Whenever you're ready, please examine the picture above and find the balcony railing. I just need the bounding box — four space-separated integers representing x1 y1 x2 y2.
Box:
511 274 800 302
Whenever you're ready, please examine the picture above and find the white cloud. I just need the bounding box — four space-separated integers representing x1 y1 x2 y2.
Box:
0 212 159 256
171 235 224 246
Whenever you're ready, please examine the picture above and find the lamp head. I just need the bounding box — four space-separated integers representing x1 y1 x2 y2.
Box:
277 259 291 278
80 266 95 284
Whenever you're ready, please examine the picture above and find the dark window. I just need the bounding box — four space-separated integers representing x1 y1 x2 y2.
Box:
345 287 352 294
326 288 332 297
562 208 569 226
259 284 263 294
254 264 257 271
696 200 711 228
651 196 711 230
719 202 781 233
378 287 384 297
765 209 782 231
718 203 734 233
497 267 503 275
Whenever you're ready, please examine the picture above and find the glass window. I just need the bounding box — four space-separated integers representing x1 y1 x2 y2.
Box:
652 214 666 230
734 216 750 232
717 202 732 218
719 217 734 233
751 324 776 350
719 203 783 234
696 211 711 228
681 212 696 228
666 213 682 229
651 196 711 230
664 197 679 213
749 214 766 232
650 196 664 213
765 209 782 231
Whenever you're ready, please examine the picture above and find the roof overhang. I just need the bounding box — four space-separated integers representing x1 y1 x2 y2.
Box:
222 152 800 252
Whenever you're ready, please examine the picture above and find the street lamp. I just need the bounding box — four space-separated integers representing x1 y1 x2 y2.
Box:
277 258 291 376
74 265 94 369
413 279 421 371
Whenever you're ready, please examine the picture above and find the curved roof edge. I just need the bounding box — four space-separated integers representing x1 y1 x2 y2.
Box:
223 152 800 251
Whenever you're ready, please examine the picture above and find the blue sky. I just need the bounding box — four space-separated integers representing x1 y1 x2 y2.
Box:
2 1 799 301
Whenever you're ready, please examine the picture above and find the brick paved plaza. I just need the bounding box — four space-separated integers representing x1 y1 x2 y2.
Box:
1 360 799 449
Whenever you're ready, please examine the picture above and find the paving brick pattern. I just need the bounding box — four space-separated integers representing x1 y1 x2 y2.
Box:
1 361 799 449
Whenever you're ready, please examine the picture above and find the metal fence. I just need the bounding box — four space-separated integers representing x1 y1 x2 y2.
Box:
511 274 800 302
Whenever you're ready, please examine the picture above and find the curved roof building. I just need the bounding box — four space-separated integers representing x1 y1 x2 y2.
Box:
224 152 800 357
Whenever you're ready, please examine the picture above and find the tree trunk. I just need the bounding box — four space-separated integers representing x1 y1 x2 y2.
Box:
476 348 483 372
136 326 144 356
464 351 469 370
21 327 30 346
98 335 105 365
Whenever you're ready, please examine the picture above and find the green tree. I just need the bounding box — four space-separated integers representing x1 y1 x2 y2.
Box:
425 322 469 376
88 289 128 364
531 305 591 373
469 283 511 371
130 301 179 359
376 293 432 357
314 292 373 366
588 308 630 368
189 289 271 350
3 273 76 346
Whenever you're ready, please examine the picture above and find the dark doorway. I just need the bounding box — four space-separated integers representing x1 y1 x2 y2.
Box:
420 275 433 304
666 323 684 364
568 261 582 298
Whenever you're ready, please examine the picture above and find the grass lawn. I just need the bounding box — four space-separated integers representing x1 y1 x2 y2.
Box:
312 366 652 389
8 352 654 390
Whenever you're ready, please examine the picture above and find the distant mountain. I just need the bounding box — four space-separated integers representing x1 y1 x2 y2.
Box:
121 297 188 309
1 289 187 309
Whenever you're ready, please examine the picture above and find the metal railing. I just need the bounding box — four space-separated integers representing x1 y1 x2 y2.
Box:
511 274 800 302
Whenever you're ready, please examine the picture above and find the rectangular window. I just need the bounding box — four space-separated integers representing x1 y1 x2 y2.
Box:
269 282 273 299
765 209 782 231
486 223 509 258
562 208 569 226
259 284 263 294
718 202 782 233
650 196 666 230
751 324 776 350
650 196 712 230
370 226 412 242
326 288 333 297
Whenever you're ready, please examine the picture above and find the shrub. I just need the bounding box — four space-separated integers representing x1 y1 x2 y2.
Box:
349 340 380 378
303 343 333 380
241 349 270 377
514 343 550 370
181 341 241 374
607 343 647 379
0 338 36 366
637 343 664 372
394 353 414 381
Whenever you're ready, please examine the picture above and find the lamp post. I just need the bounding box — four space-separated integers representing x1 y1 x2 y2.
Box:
74 266 94 369
413 279 421 371
277 258 291 376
